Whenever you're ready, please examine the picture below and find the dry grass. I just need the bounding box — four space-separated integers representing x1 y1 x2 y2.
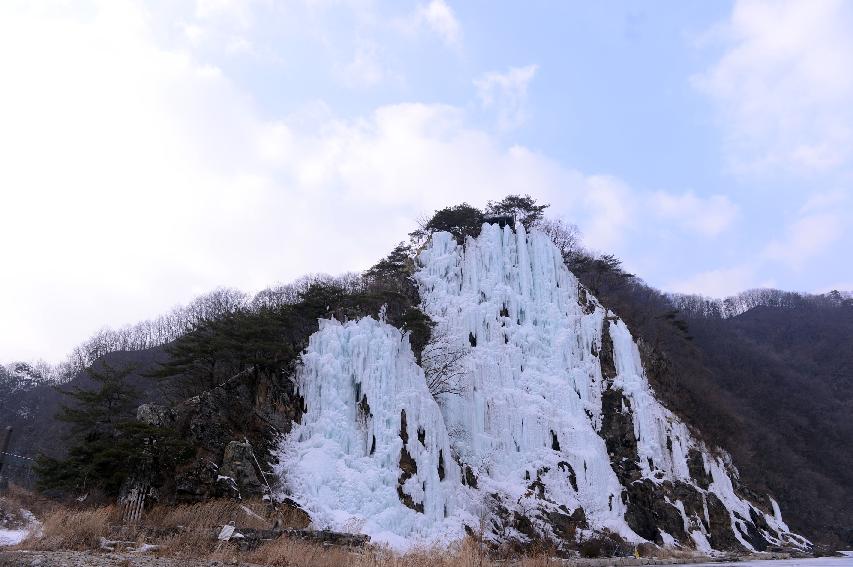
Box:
18 506 569 567
23 505 120 551
635 542 700 560
145 499 272 531
245 537 564 567
246 537 361 567
17 498 276 555
146 499 273 559
11 496 705 566
0 484 58 520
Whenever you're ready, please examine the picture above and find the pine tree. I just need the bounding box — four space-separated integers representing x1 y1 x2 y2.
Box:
35 362 191 498
485 194 549 229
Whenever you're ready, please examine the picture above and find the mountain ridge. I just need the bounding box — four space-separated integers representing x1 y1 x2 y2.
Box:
2 210 850 549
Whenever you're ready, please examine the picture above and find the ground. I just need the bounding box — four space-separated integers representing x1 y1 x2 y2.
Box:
0 550 267 567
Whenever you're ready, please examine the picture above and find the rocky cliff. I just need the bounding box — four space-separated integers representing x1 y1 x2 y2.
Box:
274 224 810 553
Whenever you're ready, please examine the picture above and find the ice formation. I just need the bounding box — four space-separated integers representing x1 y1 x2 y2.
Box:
278 223 808 552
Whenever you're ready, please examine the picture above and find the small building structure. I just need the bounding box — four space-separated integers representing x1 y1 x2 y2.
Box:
483 215 515 229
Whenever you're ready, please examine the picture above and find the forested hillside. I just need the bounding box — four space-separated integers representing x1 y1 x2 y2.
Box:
681 300 853 547
577 276 853 547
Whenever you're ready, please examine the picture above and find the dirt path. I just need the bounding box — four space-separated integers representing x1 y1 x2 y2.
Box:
0 550 267 567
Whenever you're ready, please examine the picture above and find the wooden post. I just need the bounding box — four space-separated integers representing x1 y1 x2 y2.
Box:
0 427 12 473
0 426 12 491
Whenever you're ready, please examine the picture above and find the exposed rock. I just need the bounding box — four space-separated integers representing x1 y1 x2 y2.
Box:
599 388 641 485
622 479 688 545
396 409 422 512
397 446 422 513
578 285 595 315
233 527 370 550
706 492 746 551
736 510 770 551
686 448 712 490
671 481 708 531
463 465 478 488
174 459 229 501
136 404 176 428
599 318 618 380
546 506 587 541
218 441 264 497
557 461 578 492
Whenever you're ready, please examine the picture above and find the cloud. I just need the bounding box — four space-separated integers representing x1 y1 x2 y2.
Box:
798 190 848 214
651 191 738 236
693 0 853 175
474 65 539 131
668 265 762 297
0 2 632 363
414 0 461 47
339 41 387 88
764 212 844 269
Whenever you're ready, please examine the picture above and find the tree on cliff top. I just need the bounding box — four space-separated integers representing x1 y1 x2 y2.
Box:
486 194 549 229
410 203 485 243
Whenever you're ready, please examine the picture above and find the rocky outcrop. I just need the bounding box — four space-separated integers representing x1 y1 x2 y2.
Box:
219 441 265 497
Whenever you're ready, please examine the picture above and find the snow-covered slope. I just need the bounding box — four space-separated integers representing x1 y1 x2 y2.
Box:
278 223 808 552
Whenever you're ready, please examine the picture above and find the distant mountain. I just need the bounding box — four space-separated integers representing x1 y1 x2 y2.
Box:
678 302 853 547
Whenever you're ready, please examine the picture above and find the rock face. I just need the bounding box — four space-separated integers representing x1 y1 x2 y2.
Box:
137 404 176 428
276 223 810 553
219 441 265 496
126 363 304 505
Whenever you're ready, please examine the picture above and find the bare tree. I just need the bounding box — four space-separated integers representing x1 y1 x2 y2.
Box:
538 218 583 263
421 326 468 398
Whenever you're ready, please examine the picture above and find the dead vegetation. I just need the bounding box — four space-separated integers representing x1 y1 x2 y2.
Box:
0 483 57 522
6 487 707 566
15 498 280 560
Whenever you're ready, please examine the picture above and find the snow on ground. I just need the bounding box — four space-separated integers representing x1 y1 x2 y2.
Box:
0 507 38 547
0 528 28 546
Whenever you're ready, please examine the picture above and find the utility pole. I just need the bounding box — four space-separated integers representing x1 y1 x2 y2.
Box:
0 426 11 492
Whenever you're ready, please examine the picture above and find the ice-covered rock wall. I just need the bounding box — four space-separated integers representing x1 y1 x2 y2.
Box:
278 223 808 552
277 317 475 548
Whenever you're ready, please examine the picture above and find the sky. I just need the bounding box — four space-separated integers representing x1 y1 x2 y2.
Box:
1 0 852 363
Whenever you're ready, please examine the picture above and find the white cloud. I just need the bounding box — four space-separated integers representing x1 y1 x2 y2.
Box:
415 0 461 47
798 189 848 214
474 65 539 131
0 1 632 363
764 212 844 269
339 41 387 88
579 176 636 250
651 191 738 236
668 265 762 297
194 0 254 31
693 0 853 175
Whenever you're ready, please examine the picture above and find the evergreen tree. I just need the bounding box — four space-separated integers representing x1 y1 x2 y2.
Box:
365 242 413 293
35 362 191 498
486 194 549 229
410 203 485 243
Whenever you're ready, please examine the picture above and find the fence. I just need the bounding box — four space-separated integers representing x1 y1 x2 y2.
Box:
0 451 36 490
